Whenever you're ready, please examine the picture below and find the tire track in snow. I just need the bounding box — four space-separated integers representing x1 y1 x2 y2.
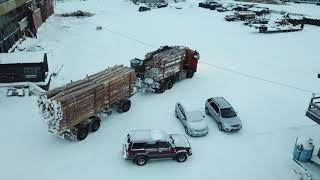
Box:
253 124 318 136
199 61 316 95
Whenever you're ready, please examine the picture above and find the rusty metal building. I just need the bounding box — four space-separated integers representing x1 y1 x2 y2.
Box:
0 0 54 53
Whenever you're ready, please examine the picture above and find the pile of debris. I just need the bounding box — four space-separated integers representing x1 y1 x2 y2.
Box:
61 11 94 17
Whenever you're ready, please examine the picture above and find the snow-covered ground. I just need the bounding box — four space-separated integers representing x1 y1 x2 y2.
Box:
1 0 320 179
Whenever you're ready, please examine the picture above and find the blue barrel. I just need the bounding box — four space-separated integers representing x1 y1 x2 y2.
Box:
293 138 315 162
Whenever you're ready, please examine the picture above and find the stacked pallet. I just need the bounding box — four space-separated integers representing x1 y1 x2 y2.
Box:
38 65 135 135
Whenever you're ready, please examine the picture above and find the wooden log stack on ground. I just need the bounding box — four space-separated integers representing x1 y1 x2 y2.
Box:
38 65 136 140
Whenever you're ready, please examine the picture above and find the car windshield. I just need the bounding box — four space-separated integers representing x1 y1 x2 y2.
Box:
220 108 237 118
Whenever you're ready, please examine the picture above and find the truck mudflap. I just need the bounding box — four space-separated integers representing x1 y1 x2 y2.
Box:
135 78 160 93
122 144 129 159
48 127 77 141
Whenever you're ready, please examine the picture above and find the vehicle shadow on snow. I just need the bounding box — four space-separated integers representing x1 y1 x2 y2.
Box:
205 116 244 137
122 157 190 167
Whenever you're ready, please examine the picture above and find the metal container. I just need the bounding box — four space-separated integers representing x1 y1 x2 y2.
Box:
293 137 315 162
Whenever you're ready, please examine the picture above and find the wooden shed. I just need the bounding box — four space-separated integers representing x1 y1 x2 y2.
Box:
0 52 48 84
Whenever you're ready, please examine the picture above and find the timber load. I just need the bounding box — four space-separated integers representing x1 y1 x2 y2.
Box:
38 65 136 140
130 46 199 93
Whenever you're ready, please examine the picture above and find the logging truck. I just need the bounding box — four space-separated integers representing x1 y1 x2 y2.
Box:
38 65 136 141
130 46 200 93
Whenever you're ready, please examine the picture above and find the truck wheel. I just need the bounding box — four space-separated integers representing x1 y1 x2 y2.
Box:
135 156 147 166
121 100 131 112
155 84 165 93
186 71 194 78
176 153 187 162
89 118 100 132
166 79 174 89
77 126 89 141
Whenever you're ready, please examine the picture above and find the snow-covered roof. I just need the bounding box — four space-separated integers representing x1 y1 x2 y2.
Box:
186 111 203 121
128 130 169 142
248 7 269 12
237 11 256 16
212 97 232 109
0 52 46 64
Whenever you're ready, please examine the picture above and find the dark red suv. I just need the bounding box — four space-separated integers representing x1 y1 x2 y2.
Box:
122 130 192 166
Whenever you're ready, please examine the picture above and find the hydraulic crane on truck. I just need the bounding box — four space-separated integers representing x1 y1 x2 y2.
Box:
306 74 320 125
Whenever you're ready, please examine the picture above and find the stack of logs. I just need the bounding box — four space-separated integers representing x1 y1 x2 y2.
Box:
38 65 136 135
144 47 185 81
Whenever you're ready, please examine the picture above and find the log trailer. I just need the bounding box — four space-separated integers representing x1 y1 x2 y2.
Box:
0 52 54 96
130 46 200 93
38 65 136 141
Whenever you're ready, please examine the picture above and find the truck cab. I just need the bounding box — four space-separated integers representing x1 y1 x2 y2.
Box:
183 48 199 75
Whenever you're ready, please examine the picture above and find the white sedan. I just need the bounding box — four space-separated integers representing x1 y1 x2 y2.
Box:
175 102 208 137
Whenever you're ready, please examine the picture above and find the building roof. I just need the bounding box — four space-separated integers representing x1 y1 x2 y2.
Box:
128 129 169 143
212 97 232 109
248 7 269 12
237 11 256 16
0 52 46 64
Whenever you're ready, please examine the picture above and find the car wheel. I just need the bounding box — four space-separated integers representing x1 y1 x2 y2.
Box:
185 127 189 135
176 153 187 162
135 156 147 166
205 107 209 115
218 123 223 131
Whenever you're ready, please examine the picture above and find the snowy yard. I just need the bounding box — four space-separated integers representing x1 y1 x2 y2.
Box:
1 0 320 179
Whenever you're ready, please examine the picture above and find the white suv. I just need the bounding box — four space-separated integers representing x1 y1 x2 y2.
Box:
205 97 242 131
